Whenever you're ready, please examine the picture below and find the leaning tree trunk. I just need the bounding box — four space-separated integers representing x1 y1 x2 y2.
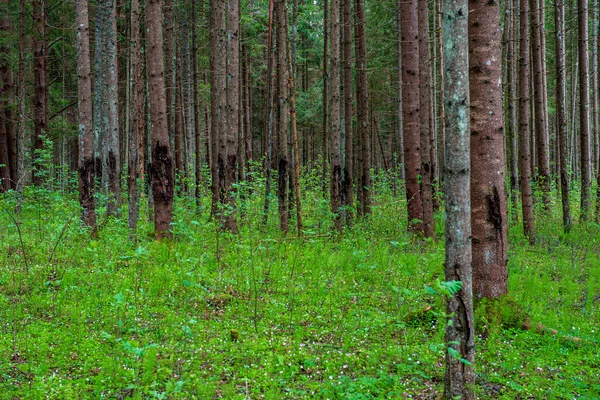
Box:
469 0 508 298
147 0 174 239
442 0 475 395
519 0 535 243
556 0 572 231
400 0 423 233
418 0 435 238
579 0 592 220
330 0 342 233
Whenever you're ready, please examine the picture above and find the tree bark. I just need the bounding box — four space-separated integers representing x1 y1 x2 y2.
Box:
147 0 174 239
354 0 370 216
128 0 141 235
0 0 11 191
469 0 508 298
330 0 342 233
32 0 48 186
418 0 434 238
555 0 572 231
442 0 475 394
400 0 423 232
579 0 592 220
342 0 354 225
519 0 535 243
277 0 290 232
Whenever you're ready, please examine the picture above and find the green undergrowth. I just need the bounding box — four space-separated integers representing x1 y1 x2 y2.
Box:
1 179 600 399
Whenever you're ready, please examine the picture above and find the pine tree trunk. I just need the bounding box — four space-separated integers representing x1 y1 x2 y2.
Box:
469 0 508 298
442 0 475 394
519 0 535 243
400 0 423 232
147 0 174 239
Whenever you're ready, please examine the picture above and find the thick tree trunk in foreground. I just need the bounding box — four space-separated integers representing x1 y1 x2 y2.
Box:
400 0 423 232
579 0 592 220
418 0 434 238
519 0 535 243
442 0 475 395
75 0 97 233
147 0 174 238
330 0 342 233
555 0 572 231
469 0 508 298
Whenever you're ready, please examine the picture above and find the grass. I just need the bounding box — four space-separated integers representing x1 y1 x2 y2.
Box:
1 172 600 399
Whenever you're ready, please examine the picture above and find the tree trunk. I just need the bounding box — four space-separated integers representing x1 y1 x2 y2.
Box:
519 0 535 243
507 0 520 211
354 0 370 216
147 0 174 239
400 0 423 232
193 0 203 207
225 0 240 233
418 0 434 238
579 0 592 220
342 0 354 225
277 0 290 232
469 0 508 298
262 0 275 224
322 0 329 197
0 0 11 191
395 1 404 184
330 0 342 233
555 0 572 231
94 0 121 216
531 0 551 206
33 0 48 186
442 0 475 395
128 0 141 235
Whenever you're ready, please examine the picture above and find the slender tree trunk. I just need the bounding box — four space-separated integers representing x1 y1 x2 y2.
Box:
594 0 600 177
147 0 174 238
556 0 572 232
193 0 203 206
354 0 370 216
531 0 551 206
225 0 240 233
164 0 174 141
519 0 535 243
579 0 592 220
277 0 290 232
128 0 141 235
94 0 121 216
342 0 354 225
32 0 48 186
395 2 404 183
330 0 342 232
0 0 11 191
508 0 520 211
418 0 434 238
442 0 475 394
469 0 508 298
400 0 423 232
16 0 25 195
322 0 329 197
262 0 275 223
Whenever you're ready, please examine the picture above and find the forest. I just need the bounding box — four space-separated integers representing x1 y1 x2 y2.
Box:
0 0 600 398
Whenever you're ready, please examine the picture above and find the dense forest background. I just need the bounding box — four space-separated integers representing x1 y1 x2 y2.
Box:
1 0 600 398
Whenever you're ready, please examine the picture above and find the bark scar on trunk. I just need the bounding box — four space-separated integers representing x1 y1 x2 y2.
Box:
487 185 502 233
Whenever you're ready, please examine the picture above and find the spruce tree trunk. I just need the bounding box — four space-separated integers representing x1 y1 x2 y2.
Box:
330 0 342 233
147 0 174 239
519 0 535 243
469 0 508 298
277 0 290 232
555 0 572 231
579 0 592 220
342 0 354 225
0 0 10 191
354 0 370 216
418 0 434 238
442 0 475 394
507 0 520 211
128 0 141 235
33 0 48 186
400 0 423 232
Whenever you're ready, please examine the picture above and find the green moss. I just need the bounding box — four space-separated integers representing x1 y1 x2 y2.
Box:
475 296 531 335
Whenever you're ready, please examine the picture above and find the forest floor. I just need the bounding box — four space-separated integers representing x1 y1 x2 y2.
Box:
1 177 600 399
